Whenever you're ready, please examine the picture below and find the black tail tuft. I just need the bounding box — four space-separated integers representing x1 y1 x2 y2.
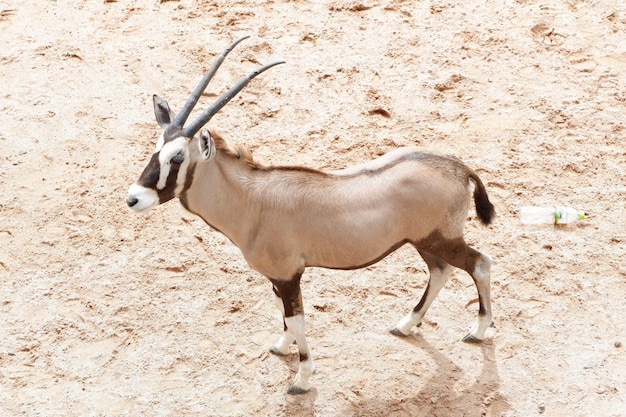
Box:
471 173 495 225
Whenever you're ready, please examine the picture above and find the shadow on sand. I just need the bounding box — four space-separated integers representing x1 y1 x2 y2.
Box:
386 334 512 417
274 333 511 416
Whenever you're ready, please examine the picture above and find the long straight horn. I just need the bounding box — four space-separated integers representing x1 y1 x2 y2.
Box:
172 35 250 128
183 60 285 138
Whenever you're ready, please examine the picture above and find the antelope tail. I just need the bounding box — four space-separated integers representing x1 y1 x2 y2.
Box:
470 173 495 226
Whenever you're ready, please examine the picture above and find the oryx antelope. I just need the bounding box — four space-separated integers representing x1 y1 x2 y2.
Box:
127 36 496 394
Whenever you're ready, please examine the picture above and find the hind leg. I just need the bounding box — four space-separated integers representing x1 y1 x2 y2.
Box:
410 233 494 342
462 251 493 343
391 251 453 336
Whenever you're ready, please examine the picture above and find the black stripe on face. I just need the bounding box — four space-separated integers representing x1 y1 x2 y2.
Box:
137 153 161 189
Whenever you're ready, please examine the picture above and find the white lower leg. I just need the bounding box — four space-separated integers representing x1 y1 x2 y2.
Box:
271 293 295 355
393 266 452 335
285 315 314 394
273 332 296 355
464 254 493 342
466 314 492 341
393 310 425 336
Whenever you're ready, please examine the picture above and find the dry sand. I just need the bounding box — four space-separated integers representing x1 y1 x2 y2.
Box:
1 0 625 416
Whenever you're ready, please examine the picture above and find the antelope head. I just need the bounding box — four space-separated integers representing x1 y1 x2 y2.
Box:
126 36 284 211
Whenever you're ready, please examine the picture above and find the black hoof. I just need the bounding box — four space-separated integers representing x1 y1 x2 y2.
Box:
462 334 483 344
288 385 309 395
390 327 408 337
269 346 289 356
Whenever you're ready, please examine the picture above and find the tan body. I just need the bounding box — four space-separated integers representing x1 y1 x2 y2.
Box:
182 133 476 279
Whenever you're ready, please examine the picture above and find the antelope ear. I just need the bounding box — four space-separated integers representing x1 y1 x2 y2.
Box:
153 95 176 128
199 129 216 161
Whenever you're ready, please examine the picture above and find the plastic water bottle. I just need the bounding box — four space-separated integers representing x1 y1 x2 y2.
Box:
520 206 585 225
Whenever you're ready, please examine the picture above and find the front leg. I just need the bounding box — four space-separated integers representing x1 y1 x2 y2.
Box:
269 285 295 355
269 276 315 394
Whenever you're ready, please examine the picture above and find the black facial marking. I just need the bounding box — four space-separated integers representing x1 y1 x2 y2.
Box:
137 153 161 188
171 153 185 165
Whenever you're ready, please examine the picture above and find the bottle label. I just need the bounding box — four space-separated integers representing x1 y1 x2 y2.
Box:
554 207 562 224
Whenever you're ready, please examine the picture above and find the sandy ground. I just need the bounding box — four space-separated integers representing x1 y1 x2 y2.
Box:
1 0 625 416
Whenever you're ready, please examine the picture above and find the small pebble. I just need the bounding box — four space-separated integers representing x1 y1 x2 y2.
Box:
615 341 622 348
538 404 545 413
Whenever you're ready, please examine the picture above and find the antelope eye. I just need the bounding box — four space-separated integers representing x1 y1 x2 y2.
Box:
171 154 185 164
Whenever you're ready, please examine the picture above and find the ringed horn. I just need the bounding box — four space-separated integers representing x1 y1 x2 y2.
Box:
168 35 285 139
